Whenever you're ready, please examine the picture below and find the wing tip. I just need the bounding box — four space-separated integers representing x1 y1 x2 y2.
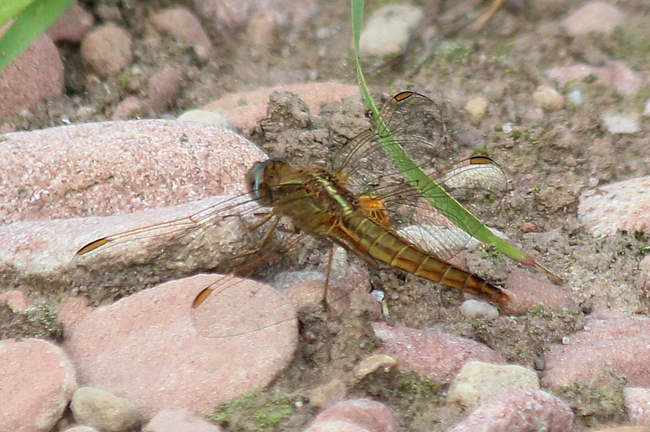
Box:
76 238 109 255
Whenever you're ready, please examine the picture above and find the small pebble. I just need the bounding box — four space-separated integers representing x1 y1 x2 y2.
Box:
602 115 639 134
520 222 537 233
70 387 142 432
353 354 398 380
465 97 488 123
567 89 583 106
359 4 423 57
532 86 565 112
562 1 626 36
460 299 499 319
643 100 650 117
80 23 133 76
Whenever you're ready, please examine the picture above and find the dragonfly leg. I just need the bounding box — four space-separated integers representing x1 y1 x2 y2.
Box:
321 246 334 312
233 214 281 260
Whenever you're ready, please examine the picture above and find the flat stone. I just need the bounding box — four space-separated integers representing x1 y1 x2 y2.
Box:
203 82 359 134
64 274 297 419
372 323 505 384
0 195 262 300
579 176 650 237
0 119 264 224
543 312 650 388
446 389 575 432
305 399 399 432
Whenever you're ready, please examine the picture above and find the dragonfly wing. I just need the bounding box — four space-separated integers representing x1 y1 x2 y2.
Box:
334 91 456 174
334 93 510 263
191 275 297 339
384 156 510 261
71 194 273 289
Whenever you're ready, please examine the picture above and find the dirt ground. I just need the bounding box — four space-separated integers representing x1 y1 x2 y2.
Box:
3 0 650 431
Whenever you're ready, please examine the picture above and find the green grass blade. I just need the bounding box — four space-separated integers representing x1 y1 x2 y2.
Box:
0 0 36 28
349 0 533 266
0 0 74 72
351 0 379 120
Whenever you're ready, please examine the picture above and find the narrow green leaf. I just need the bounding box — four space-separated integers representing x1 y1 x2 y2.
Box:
0 0 74 72
0 0 36 28
351 0 379 121
349 0 537 268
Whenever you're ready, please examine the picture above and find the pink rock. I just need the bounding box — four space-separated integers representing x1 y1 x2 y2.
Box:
502 268 576 315
0 338 78 432
63 274 297 419
81 23 133 76
0 290 32 312
624 387 650 426
0 30 64 118
546 61 641 97
58 296 93 330
203 82 359 134
0 119 265 224
372 323 505 383
447 389 575 432
149 8 214 61
305 399 399 432
112 95 144 119
0 195 261 299
47 2 95 43
192 0 318 29
144 409 224 432
146 67 184 112
544 312 650 388
562 1 625 36
578 176 650 237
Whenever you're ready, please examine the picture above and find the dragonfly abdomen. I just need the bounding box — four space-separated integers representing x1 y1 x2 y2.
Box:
345 215 509 305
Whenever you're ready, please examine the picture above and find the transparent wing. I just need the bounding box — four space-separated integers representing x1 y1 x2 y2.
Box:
383 156 509 261
191 275 297 339
333 91 510 261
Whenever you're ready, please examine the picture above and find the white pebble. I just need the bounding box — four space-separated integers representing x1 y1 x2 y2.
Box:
460 299 499 319
567 89 583 106
602 115 639 134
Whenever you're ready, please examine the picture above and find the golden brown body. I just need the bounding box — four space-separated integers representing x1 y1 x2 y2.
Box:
250 159 508 305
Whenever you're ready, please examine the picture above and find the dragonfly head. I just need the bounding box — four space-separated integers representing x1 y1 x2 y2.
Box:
246 158 288 206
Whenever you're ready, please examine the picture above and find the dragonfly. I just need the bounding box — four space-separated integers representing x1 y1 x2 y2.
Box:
76 91 524 333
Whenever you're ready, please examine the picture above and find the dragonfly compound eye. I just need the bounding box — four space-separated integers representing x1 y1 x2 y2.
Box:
246 161 272 204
